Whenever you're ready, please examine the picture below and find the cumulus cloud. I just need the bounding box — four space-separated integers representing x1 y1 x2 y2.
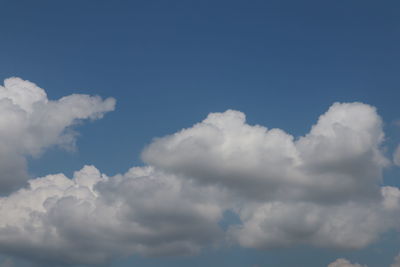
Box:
143 103 387 203
0 165 224 265
327 258 366 267
143 103 400 250
0 77 115 193
0 84 399 266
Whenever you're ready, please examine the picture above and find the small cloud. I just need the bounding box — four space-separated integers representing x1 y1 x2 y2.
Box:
393 145 400 166
392 120 400 127
0 258 14 267
327 258 366 267
391 252 400 267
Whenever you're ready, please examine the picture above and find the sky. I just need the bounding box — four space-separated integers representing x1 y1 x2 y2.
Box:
1 0 400 266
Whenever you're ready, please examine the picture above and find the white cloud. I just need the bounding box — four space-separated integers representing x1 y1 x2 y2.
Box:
327 258 366 267
143 103 387 203
0 165 225 265
0 77 115 193
143 102 400 250
0 82 398 266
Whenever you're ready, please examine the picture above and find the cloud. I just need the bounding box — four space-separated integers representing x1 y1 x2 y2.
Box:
5 166 398 265
143 103 387 203
0 165 225 265
0 77 115 194
393 145 400 166
328 251 400 267
391 252 400 267
327 258 366 267
229 186 400 250
143 103 400 250
0 82 399 266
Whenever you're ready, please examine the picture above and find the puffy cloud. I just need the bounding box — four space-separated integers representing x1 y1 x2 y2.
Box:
143 103 400 250
0 77 115 193
327 258 366 267
229 186 400 250
0 92 399 266
143 103 387 203
0 165 224 265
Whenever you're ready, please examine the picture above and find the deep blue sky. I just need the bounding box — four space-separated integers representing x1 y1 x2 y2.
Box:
1 1 400 266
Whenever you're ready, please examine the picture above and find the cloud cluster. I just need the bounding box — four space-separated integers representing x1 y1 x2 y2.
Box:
0 77 399 266
0 78 115 194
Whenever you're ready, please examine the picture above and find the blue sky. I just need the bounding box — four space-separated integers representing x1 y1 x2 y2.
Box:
1 1 400 266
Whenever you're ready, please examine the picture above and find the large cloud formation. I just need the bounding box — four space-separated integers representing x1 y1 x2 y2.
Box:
0 77 399 265
143 103 399 250
143 103 387 203
0 78 115 194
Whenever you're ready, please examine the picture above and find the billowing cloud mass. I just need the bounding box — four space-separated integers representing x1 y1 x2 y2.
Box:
143 103 399 250
0 78 115 193
0 78 399 266
0 166 224 265
143 103 387 203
